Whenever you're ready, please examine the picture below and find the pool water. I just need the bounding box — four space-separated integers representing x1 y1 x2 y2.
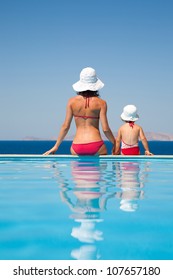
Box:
0 156 173 260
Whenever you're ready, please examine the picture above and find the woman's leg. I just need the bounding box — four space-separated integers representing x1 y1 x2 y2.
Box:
70 146 77 155
97 143 107 155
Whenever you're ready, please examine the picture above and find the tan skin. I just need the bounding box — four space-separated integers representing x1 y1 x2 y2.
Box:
113 121 153 156
44 92 115 155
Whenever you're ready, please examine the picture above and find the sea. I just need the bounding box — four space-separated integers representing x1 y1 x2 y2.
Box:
0 140 173 155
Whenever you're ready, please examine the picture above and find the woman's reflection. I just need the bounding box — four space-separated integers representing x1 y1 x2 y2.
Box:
59 160 108 260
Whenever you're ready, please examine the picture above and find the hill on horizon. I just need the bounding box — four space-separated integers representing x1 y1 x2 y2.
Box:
22 131 173 141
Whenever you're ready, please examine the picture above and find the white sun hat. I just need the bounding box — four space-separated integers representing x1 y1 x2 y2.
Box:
121 105 139 122
72 67 104 92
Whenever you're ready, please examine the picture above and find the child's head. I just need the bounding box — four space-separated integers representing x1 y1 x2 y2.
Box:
121 105 139 122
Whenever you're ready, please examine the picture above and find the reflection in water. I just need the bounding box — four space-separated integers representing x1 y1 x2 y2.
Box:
71 220 103 260
59 160 108 260
71 245 101 260
113 161 150 212
53 159 150 259
71 219 103 243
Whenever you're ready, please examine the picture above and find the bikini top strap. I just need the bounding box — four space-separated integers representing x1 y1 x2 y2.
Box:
85 97 90 108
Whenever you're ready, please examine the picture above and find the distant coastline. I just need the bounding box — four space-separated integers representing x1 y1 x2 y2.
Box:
144 132 173 141
20 131 173 141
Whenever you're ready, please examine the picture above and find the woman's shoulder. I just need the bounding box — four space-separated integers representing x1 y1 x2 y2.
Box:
68 95 80 103
97 97 107 106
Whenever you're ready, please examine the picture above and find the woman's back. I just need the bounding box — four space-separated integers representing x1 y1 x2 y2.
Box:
70 94 105 143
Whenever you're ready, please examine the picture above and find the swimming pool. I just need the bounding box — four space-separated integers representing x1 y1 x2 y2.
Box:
0 155 173 260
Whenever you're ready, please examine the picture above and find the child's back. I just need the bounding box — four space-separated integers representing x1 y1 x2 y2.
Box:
119 122 141 146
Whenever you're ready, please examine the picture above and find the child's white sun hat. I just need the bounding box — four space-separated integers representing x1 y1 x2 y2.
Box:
72 67 104 92
121 105 139 121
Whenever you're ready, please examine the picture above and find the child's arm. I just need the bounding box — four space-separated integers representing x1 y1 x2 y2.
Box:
139 127 153 155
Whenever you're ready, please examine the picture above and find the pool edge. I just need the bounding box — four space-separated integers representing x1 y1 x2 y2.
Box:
1 154 173 160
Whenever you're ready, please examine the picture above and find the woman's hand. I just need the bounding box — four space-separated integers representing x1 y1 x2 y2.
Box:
43 146 57 155
145 150 153 156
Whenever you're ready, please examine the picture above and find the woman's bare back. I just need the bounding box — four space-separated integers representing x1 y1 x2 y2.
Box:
70 95 106 143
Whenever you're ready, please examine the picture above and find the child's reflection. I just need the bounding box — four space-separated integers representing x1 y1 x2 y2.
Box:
113 161 150 212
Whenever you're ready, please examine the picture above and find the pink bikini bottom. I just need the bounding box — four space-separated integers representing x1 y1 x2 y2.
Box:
72 140 104 155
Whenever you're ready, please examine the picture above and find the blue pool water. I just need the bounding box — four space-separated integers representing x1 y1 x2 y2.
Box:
0 156 173 260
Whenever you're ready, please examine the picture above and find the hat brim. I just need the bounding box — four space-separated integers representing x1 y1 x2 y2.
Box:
121 113 139 122
72 79 104 92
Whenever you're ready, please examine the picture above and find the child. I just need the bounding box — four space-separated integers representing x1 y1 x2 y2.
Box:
113 105 153 155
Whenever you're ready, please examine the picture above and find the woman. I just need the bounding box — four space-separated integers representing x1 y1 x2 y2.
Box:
44 67 115 155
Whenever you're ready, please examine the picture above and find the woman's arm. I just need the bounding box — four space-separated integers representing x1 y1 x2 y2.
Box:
100 101 115 145
43 100 73 155
113 128 121 155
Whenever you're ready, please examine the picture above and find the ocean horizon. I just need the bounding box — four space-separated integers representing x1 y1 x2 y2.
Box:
0 140 173 155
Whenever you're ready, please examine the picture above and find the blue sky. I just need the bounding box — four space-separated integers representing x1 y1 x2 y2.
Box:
0 0 173 139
